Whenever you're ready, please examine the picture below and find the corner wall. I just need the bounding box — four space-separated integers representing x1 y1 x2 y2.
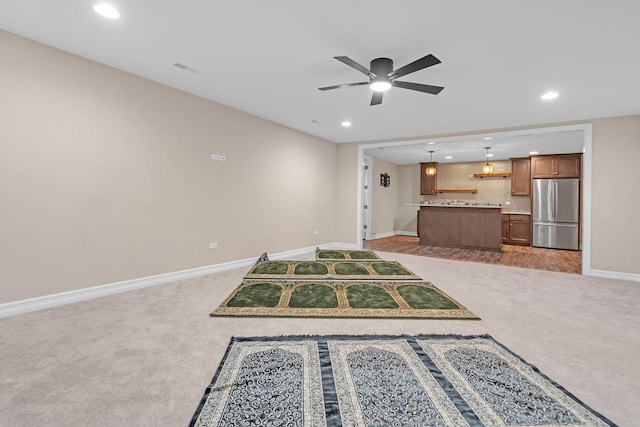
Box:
0 30 339 303
591 115 640 275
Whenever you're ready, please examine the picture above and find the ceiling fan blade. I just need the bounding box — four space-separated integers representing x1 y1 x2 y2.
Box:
370 92 383 106
318 82 369 91
389 54 441 79
392 80 444 95
334 56 375 78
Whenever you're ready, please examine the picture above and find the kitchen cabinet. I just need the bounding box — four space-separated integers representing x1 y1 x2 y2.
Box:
531 154 581 179
420 206 503 250
420 162 438 195
502 214 531 246
510 158 531 196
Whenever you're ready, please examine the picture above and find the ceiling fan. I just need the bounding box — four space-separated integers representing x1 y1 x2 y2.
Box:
318 54 444 106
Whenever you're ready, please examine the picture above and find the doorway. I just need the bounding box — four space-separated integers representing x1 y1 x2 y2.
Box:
356 123 593 275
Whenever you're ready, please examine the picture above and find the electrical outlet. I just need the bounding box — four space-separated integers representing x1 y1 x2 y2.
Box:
504 201 512 206
209 242 218 249
211 154 219 160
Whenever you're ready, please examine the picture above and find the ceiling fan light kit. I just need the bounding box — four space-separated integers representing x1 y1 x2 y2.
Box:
318 53 444 106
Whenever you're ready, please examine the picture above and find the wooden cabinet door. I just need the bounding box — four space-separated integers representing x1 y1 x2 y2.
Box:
510 158 531 196
509 220 531 245
501 216 510 243
420 162 437 195
502 214 531 245
532 154 582 178
556 154 581 178
531 156 556 178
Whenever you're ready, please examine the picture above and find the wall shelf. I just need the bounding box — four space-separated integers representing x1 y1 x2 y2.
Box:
435 189 478 194
473 172 512 178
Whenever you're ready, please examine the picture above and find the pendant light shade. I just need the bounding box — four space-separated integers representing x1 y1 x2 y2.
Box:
426 151 437 176
482 147 494 174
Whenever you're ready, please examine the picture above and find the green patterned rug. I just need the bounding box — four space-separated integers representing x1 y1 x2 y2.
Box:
244 260 421 280
316 248 382 260
212 280 479 319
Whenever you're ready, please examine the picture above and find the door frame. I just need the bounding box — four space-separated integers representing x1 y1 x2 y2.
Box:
355 123 593 275
361 155 372 240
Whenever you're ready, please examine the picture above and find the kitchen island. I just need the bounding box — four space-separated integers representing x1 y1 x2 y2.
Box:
414 203 503 250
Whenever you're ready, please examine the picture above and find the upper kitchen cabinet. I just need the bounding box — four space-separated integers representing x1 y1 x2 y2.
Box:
510 157 531 196
531 154 582 179
420 162 438 195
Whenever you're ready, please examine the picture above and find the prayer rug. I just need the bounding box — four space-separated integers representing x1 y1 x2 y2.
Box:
211 280 479 319
190 335 615 426
244 260 421 281
316 248 382 260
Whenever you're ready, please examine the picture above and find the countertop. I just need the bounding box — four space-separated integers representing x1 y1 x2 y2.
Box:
406 203 504 209
405 203 531 215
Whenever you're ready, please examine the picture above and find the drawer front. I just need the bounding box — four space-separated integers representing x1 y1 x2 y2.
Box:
510 214 530 222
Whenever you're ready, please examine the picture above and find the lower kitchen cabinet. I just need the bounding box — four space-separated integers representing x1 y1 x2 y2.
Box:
502 214 531 246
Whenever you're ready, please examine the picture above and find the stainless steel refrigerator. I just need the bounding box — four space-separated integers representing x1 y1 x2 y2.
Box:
532 178 580 250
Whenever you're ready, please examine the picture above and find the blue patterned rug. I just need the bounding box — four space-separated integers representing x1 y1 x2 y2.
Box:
189 335 616 426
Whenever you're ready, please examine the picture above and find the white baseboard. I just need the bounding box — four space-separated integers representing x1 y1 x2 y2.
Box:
368 231 394 240
395 231 418 237
368 231 417 239
0 242 356 319
588 269 640 283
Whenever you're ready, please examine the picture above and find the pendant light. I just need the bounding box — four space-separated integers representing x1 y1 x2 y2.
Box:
426 151 437 176
482 147 494 174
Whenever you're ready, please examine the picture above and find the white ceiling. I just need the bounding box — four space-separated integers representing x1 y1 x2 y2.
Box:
2 0 639 148
365 129 586 165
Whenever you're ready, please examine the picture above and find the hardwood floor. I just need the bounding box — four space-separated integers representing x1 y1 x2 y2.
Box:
365 235 582 274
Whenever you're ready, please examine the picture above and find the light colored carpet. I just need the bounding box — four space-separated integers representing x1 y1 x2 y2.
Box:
1 252 639 426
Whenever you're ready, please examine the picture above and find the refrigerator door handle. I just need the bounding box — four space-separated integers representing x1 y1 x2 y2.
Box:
552 180 558 222
534 222 578 227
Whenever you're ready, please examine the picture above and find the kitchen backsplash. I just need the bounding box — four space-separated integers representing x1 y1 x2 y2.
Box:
421 160 531 213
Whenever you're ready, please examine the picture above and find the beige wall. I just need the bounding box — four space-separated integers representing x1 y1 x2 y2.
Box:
396 164 421 234
2 31 639 306
369 157 398 236
0 30 340 303
591 116 640 274
335 143 358 243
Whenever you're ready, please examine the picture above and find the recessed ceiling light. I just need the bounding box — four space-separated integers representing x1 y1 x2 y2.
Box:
341 121 352 127
541 91 559 100
529 151 539 155
483 137 493 140
486 153 494 157
445 156 453 159
94 3 120 19
428 142 435 145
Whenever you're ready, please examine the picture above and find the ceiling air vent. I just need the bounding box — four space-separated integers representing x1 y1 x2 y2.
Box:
173 63 198 74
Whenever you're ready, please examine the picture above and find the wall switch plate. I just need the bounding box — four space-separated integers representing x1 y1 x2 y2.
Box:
218 155 226 161
211 154 219 160
504 201 512 206
312 230 319 235
209 242 218 249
